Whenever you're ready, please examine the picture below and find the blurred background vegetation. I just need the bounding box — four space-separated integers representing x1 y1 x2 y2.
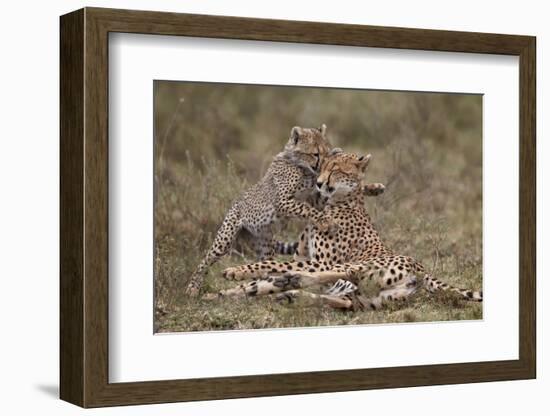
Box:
154 81 482 333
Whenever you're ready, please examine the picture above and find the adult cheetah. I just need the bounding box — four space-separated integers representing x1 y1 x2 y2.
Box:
212 152 482 310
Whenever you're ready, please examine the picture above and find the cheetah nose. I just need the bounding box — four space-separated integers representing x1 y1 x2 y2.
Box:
316 181 323 189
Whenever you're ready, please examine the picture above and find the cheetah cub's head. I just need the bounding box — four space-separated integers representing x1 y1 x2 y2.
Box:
316 152 371 201
283 124 332 173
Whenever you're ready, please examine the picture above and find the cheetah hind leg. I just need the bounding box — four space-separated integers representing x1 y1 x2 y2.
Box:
185 208 242 296
274 278 357 309
275 289 354 310
215 270 347 298
252 228 277 260
209 274 303 299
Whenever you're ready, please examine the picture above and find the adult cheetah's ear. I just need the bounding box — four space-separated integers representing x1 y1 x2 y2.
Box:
357 154 372 173
290 126 302 145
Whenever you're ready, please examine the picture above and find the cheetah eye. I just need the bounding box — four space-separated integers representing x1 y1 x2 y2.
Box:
328 186 335 192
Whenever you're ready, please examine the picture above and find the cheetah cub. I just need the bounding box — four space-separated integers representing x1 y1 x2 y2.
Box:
184 125 333 295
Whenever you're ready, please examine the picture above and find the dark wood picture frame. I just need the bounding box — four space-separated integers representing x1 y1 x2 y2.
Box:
60 7 536 408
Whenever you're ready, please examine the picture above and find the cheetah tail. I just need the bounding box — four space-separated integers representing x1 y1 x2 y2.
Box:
274 241 299 256
423 274 483 302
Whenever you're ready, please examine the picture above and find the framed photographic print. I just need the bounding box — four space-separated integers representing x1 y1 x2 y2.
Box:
60 7 536 408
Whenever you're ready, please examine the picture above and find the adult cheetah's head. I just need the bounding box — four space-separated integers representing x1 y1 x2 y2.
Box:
316 152 371 200
283 124 332 173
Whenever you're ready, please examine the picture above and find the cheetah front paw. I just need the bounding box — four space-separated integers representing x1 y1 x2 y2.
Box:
363 182 386 197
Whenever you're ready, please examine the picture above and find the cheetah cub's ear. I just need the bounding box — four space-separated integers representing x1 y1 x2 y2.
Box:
329 147 343 156
290 126 303 145
319 123 327 137
357 154 372 173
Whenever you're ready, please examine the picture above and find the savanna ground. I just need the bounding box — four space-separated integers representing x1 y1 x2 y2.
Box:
154 81 482 333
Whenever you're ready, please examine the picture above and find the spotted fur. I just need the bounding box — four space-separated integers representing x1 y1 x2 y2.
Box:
212 152 482 309
185 125 340 296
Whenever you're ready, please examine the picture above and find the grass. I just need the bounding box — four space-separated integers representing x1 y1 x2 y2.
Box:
153 82 483 333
